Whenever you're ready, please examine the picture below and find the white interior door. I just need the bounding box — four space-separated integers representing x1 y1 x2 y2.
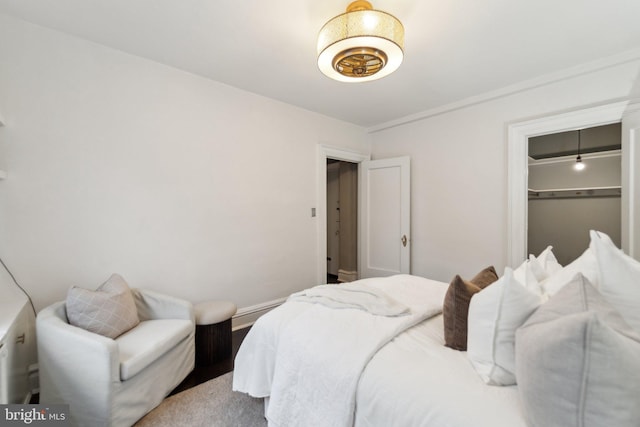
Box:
622 105 640 259
359 156 410 278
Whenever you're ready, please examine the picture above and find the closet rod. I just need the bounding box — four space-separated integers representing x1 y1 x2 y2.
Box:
528 186 621 200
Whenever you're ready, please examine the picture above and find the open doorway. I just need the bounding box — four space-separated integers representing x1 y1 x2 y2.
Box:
527 123 621 264
326 159 358 283
316 146 410 284
316 145 369 285
507 101 640 266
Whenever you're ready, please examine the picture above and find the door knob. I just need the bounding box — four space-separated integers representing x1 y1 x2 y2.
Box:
401 235 407 247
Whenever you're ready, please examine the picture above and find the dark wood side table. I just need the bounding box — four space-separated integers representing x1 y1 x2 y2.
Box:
194 301 237 367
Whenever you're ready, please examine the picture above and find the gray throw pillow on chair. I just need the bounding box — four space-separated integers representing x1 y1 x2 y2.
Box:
66 273 140 339
515 273 640 427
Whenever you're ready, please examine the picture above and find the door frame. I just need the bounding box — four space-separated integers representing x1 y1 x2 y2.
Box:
507 100 640 266
316 145 370 285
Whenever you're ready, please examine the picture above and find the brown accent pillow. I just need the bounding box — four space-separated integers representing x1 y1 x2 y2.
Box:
443 266 498 350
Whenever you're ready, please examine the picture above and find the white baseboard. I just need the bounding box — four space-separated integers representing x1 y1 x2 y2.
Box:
232 297 287 330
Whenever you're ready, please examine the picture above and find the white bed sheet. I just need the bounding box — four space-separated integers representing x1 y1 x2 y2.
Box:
355 314 527 427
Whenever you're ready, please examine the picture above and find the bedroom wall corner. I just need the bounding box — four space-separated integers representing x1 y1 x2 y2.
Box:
0 13 370 314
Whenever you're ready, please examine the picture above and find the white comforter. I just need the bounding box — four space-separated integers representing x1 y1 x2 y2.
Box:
355 314 527 427
233 275 448 427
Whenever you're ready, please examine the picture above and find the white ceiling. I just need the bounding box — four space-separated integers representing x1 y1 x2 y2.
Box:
1 0 639 129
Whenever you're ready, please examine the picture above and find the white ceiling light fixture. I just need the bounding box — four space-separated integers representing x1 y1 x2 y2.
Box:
317 1 404 83
574 129 586 171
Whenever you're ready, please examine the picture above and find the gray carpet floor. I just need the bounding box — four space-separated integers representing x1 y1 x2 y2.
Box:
135 372 267 427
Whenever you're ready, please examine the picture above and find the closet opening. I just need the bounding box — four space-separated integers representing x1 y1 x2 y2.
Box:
527 122 621 264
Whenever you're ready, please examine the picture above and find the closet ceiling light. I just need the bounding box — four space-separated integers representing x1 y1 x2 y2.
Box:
574 129 586 171
317 1 404 82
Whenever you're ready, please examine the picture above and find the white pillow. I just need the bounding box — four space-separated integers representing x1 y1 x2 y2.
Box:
536 245 563 276
590 230 640 333
516 273 640 427
513 246 561 295
467 267 541 385
541 247 599 296
512 257 543 295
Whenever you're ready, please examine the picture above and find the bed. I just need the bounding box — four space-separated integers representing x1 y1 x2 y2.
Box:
233 231 640 427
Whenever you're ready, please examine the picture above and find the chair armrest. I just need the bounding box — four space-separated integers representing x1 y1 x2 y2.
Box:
132 288 195 323
37 302 120 406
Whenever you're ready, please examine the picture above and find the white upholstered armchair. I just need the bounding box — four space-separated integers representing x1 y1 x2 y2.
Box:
36 288 195 427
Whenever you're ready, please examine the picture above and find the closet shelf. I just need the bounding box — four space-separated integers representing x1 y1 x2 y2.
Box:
528 186 621 199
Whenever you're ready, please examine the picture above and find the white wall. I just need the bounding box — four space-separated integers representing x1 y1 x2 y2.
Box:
370 58 640 282
529 197 621 265
0 14 369 311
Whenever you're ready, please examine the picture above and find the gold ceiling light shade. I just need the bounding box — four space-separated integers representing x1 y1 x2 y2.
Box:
317 1 404 82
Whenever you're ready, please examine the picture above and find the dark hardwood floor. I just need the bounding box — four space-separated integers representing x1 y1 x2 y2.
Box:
327 273 339 284
170 326 251 396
